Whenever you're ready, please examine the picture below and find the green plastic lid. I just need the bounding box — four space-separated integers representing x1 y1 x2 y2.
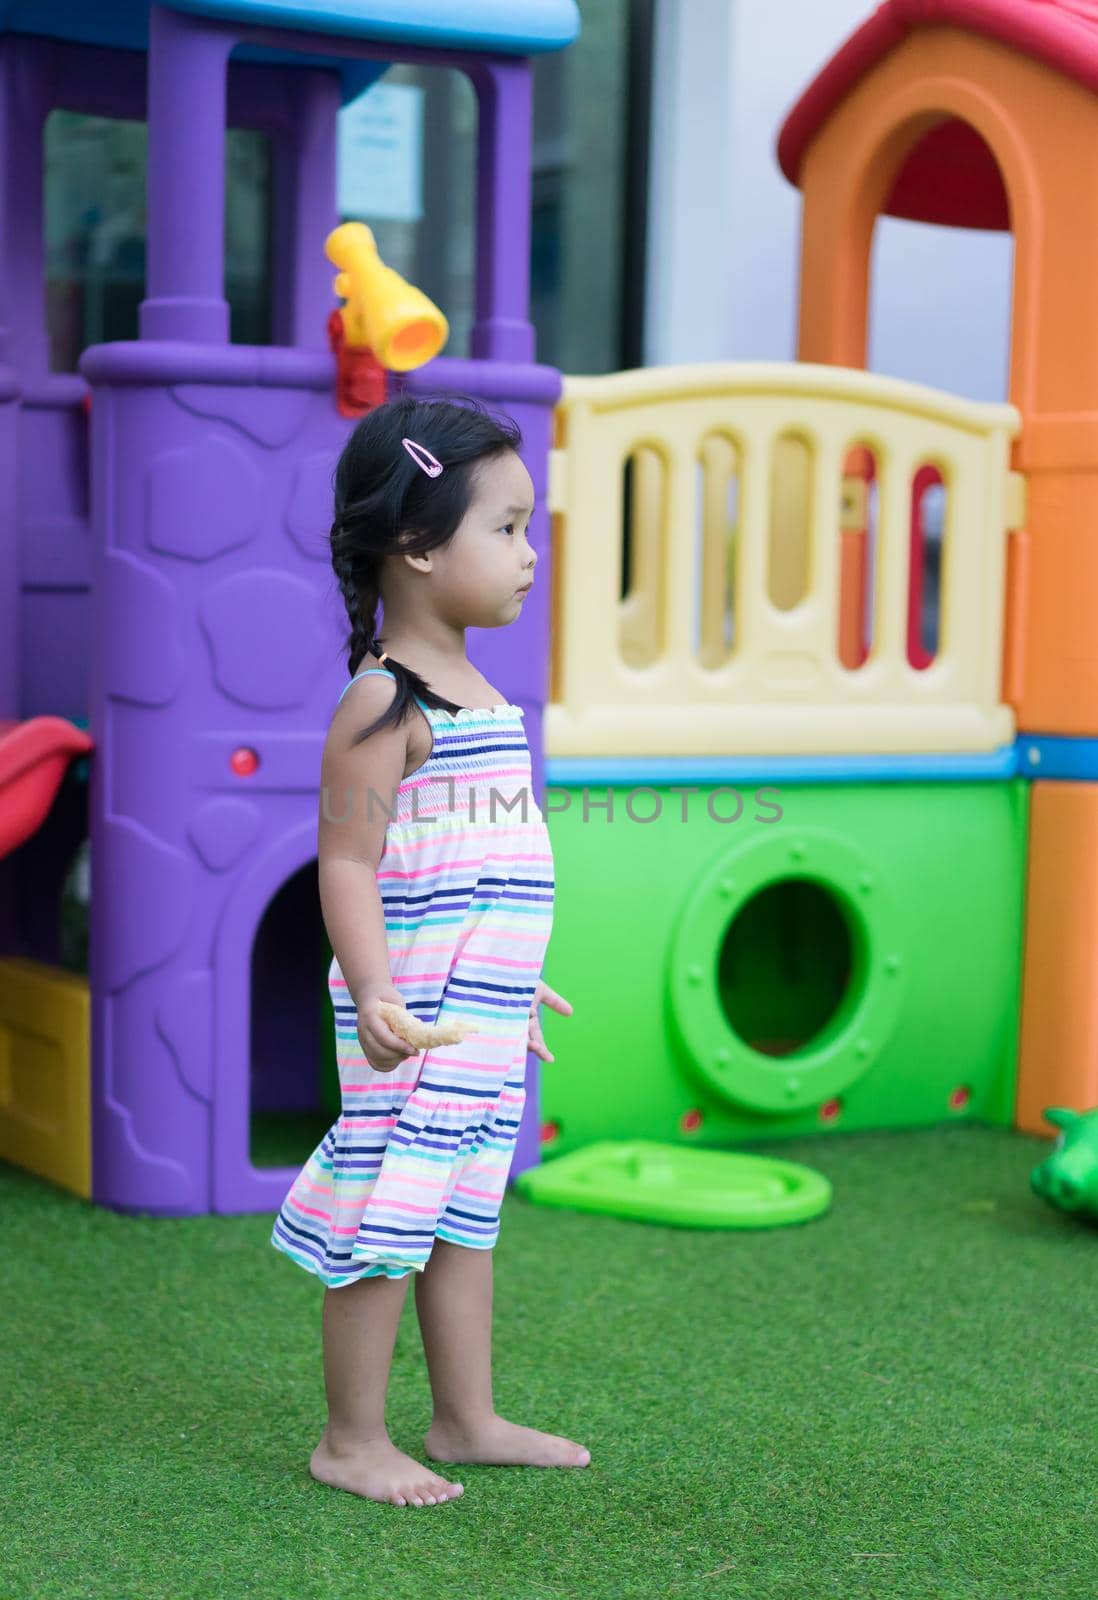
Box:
513 1139 832 1229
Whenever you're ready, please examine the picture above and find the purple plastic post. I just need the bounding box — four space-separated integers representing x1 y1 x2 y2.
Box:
277 70 342 350
0 363 19 748
0 39 141 957
0 41 50 377
0 44 20 725
468 58 536 365
140 6 233 344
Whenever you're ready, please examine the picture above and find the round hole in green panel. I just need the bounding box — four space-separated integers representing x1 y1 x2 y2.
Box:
717 878 855 1058
668 829 907 1115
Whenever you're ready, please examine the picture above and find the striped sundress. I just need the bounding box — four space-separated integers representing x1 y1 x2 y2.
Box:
270 667 555 1287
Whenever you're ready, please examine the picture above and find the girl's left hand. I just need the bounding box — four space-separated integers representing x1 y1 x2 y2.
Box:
528 978 573 1063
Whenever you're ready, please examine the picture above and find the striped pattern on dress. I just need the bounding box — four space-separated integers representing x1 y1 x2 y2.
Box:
271 674 555 1286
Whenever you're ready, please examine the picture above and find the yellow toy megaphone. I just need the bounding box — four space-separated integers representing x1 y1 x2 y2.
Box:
325 221 448 371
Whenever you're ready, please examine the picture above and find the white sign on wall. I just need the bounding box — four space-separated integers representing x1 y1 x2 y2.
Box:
337 82 425 223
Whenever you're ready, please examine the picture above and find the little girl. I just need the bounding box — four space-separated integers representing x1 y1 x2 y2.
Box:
271 395 587 1507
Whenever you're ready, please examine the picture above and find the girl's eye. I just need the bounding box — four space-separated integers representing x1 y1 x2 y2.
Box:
500 522 515 535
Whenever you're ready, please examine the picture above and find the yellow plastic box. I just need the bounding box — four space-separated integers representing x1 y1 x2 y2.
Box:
0 957 90 1197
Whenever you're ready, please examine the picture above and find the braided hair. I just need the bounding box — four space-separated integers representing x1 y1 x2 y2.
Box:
330 394 523 746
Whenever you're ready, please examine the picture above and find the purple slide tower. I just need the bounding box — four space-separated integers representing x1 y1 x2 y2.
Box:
0 0 579 1215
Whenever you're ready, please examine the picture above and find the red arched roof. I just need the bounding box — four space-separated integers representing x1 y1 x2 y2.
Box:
777 0 1098 230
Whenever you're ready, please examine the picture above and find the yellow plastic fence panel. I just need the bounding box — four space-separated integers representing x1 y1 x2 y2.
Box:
0 957 90 1197
546 362 1020 758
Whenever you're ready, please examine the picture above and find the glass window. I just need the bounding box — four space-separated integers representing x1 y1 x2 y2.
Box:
337 65 478 360
531 0 634 374
336 0 649 376
43 109 271 372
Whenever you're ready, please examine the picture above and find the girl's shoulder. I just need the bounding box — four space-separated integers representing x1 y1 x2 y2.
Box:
326 667 432 782
335 666 397 710
327 668 404 746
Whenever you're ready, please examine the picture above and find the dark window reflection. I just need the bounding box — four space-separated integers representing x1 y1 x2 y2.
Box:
44 109 271 371
338 0 642 376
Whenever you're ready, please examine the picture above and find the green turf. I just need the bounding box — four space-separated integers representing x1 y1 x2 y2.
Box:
4 1123 1098 1600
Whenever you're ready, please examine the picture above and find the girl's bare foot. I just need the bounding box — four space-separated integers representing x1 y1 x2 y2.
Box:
311 1426 464 1506
424 1414 591 1468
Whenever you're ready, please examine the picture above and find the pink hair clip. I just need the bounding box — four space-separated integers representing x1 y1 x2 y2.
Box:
401 437 444 478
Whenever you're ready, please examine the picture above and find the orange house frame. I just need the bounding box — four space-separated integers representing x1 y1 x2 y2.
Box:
778 0 1098 1130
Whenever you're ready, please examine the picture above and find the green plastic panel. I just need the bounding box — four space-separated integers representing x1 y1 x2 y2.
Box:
539 780 1028 1154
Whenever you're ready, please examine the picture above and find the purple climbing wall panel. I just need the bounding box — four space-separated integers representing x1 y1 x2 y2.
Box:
2 2 562 1217
82 348 558 1216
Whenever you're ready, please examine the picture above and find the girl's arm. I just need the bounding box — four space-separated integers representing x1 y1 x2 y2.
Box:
318 676 413 1066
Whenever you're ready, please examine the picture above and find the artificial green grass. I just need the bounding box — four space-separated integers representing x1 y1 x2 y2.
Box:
4 1122 1097 1600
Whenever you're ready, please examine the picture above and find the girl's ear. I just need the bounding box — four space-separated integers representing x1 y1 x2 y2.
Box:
1043 1107 1080 1131
399 543 434 575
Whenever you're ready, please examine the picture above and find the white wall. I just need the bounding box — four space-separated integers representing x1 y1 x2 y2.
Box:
643 0 738 366
645 0 1014 402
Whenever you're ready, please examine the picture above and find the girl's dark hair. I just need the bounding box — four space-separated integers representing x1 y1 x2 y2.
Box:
330 394 523 745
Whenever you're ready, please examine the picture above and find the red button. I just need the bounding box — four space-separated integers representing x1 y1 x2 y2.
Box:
230 747 259 776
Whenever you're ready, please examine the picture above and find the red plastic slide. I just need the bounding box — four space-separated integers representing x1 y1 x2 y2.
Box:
0 717 94 860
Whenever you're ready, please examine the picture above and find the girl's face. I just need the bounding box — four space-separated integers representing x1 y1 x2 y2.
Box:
433 449 538 629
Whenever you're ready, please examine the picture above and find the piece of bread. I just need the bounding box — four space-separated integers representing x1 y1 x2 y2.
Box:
377 1000 476 1052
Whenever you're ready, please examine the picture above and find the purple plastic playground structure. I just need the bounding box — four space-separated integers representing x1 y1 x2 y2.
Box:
0 2 578 1215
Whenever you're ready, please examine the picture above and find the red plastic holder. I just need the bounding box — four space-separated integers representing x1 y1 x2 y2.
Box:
0 717 94 859
327 310 388 419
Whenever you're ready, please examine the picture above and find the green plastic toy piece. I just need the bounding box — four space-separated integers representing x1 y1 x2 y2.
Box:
1030 1107 1098 1223
541 780 1027 1154
513 1139 831 1229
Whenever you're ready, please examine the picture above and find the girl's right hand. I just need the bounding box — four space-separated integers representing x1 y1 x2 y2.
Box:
356 982 416 1073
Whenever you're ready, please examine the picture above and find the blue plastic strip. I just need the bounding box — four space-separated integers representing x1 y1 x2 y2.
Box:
174 0 580 52
0 0 580 55
544 744 1021 787
1016 736 1098 781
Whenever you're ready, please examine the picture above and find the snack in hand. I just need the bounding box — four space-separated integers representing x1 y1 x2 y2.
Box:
376 1000 476 1052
